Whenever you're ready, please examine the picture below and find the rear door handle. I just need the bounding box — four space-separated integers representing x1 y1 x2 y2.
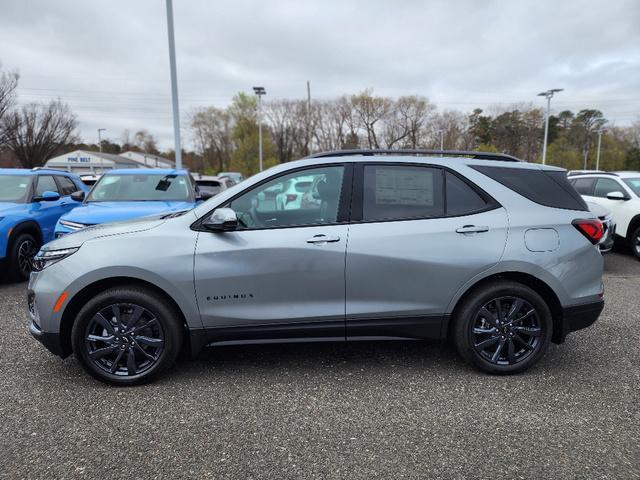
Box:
307 234 340 244
456 225 489 234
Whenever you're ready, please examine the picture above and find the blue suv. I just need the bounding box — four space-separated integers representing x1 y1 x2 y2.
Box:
54 169 207 237
0 168 88 281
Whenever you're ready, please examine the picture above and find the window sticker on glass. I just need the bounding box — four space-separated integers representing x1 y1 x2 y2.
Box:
375 168 434 206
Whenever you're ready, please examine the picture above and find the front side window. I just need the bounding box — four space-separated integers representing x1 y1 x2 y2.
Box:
227 166 344 229
593 178 624 198
55 176 78 196
0 175 31 203
35 175 59 196
362 165 444 221
86 173 191 202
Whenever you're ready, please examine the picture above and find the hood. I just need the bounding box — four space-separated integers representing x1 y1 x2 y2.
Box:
44 214 170 251
62 201 195 225
0 202 23 215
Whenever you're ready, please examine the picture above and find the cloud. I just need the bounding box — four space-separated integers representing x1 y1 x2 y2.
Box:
1 0 639 148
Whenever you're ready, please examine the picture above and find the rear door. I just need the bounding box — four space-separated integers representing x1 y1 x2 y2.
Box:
345 163 508 339
54 175 82 215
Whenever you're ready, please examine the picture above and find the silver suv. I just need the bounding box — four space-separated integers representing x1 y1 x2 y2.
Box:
28 150 605 385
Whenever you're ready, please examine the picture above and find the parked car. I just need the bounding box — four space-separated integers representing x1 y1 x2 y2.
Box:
54 169 207 237
217 172 244 184
568 171 640 258
586 201 615 253
80 174 101 186
0 168 87 280
194 175 233 197
28 150 604 385
275 176 315 210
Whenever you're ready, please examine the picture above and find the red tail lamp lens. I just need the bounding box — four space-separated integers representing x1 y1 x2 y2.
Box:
573 219 604 244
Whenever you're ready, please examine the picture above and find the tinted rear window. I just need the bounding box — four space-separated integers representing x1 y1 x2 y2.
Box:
445 171 490 216
570 177 595 195
471 166 588 211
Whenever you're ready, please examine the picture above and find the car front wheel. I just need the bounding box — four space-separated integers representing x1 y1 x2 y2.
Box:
8 232 39 282
453 280 552 374
71 286 183 385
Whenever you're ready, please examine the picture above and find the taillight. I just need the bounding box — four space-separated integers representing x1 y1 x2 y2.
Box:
572 219 604 244
285 194 297 204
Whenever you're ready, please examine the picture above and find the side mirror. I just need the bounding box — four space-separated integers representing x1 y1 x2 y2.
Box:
202 208 238 232
197 190 214 201
34 190 60 202
70 190 85 202
606 191 629 201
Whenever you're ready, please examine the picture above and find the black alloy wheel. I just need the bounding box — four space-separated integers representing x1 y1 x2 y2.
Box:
471 296 542 365
84 303 165 377
72 286 183 385
631 226 640 259
453 280 552 374
8 232 39 281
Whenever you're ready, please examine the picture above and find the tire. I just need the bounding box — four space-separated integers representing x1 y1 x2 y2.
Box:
629 226 640 260
453 280 552 375
7 232 39 282
71 286 183 386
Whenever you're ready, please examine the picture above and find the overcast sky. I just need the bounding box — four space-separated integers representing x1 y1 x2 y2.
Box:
1 0 639 150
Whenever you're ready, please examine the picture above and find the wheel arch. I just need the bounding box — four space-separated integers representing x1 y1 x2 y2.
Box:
8 220 43 246
59 276 190 358
447 271 564 344
625 213 640 242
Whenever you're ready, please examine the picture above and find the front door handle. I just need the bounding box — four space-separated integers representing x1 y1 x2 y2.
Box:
307 234 340 244
456 225 489 234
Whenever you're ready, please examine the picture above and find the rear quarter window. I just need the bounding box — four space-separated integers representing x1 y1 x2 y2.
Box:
471 166 588 211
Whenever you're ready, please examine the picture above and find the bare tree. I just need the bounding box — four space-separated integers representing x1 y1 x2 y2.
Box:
264 99 306 163
133 129 159 154
382 95 434 148
2 100 76 168
0 66 19 146
351 90 391 149
190 106 233 172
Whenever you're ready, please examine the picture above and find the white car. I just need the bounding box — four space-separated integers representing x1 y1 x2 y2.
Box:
275 176 315 210
194 175 233 197
568 171 640 258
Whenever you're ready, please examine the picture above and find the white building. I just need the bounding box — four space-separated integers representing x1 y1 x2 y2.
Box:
44 150 141 174
119 151 175 169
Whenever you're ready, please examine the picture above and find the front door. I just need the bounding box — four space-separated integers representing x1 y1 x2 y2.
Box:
194 164 351 342
345 164 508 339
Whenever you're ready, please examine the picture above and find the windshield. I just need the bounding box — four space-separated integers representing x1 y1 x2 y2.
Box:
0 175 31 203
197 180 222 195
86 173 191 202
623 178 640 197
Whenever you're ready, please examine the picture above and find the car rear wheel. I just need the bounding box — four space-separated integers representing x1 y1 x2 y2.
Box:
7 232 39 282
71 286 183 385
453 280 552 374
629 226 640 260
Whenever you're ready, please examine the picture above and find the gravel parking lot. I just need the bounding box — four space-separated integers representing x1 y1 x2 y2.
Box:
1 252 638 479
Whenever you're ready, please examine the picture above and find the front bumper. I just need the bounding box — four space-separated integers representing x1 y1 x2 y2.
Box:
29 320 65 357
555 299 604 343
599 218 616 253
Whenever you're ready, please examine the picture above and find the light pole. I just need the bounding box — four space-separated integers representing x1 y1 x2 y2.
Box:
97 128 106 153
595 129 606 171
537 88 563 165
253 86 266 172
97 128 106 173
165 0 182 169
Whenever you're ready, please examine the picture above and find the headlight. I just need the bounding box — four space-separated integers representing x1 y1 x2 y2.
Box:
32 247 79 272
59 219 86 230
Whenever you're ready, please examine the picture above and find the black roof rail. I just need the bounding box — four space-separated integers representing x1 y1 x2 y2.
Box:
567 171 618 177
307 149 523 162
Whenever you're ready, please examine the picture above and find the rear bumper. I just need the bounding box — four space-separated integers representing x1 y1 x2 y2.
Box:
555 300 604 343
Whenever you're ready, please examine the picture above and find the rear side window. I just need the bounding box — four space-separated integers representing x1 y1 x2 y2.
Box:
55 176 78 196
593 178 623 198
570 177 596 195
363 165 444 221
471 166 588 211
35 175 59 196
445 171 489 216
